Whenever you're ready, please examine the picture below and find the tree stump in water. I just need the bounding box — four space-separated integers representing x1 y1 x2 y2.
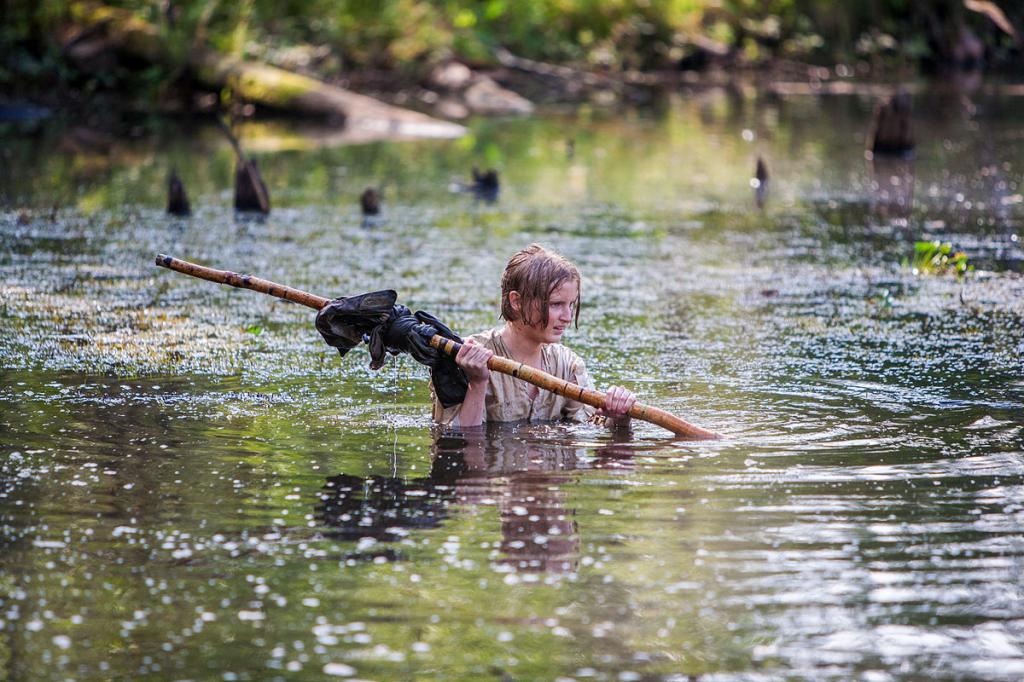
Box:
868 92 914 157
471 167 500 201
360 187 380 216
753 156 768 209
234 159 270 214
166 171 191 216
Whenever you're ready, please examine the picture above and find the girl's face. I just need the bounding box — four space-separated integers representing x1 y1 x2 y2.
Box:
519 279 578 344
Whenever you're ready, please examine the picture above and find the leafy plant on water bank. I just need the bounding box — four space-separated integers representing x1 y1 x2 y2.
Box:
905 240 972 277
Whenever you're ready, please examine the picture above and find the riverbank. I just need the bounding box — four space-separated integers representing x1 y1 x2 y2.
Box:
3 1 1022 131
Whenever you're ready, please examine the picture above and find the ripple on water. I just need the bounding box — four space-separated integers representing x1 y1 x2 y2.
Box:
3 96 1024 681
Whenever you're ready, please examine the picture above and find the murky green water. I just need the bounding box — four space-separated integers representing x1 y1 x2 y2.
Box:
2 86 1023 680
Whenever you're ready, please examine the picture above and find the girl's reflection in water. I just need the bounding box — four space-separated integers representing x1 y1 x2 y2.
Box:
316 424 638 573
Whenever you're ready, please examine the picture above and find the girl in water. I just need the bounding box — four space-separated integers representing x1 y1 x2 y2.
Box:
433 243 636 429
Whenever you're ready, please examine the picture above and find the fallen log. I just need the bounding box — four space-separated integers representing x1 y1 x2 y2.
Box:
68 2 465 140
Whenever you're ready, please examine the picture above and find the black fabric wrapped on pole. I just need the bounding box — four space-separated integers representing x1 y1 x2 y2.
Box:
315 290 469 407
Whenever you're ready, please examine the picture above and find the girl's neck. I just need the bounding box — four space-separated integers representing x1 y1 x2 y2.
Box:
500 323 543 366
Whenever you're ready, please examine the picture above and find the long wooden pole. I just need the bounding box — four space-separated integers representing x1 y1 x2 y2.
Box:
156 253 329 308
155 254 722 439
427 336 720 439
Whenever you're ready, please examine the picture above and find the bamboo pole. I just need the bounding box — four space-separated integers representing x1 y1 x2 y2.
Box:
156 254 328 309
429 336 721 439
155 254 722 439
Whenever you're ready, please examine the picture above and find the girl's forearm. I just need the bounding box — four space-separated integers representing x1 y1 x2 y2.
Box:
454 381 488 428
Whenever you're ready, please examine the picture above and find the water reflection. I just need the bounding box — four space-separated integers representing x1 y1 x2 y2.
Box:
451 427 583 573
317 426 638 573
867 156 915 222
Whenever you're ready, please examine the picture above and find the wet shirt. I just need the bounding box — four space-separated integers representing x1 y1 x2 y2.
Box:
431 327 597 427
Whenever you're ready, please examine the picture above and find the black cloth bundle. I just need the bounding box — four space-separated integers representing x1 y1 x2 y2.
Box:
315 290 469 407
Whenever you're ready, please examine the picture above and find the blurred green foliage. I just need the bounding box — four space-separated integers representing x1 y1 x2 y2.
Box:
907 240 973 277
1 0 1021 96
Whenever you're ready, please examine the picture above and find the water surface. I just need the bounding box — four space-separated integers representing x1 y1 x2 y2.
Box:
2 86 1023 680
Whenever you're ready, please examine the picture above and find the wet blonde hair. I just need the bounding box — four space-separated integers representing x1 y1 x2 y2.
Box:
500 243 581 328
